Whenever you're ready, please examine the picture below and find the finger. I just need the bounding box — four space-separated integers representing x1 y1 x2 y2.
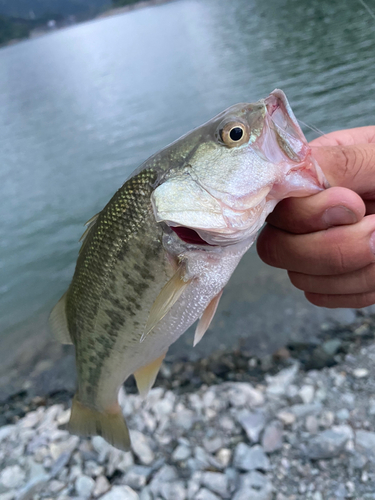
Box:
310 126 375 147
311 144 375 197
256 214 375 275
288 263 375 295
266 187 365 234
305 291 375 309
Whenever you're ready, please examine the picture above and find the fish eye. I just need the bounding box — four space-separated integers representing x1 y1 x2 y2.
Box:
219 122 249 148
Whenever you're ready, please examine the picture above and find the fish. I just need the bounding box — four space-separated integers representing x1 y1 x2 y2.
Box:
49 89 327 451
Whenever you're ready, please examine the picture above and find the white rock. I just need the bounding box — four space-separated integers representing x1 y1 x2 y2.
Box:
130 430 155 465
50 435 79 461
0 465 26 489
101 485 139 500
215 449 231 468
298 385 315 404
228 383 264 407
266 364 299 396
93 475 111 497
75 475 95 498
56 409 71 426
353 368 369 378
116 452 134 473
276 411 296 426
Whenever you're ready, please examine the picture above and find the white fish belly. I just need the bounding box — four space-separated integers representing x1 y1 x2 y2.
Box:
95 238 252 409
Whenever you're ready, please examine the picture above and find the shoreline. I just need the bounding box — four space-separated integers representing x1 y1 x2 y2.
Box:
1 325 375 499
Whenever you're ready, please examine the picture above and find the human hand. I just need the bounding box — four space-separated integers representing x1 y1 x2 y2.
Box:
257 126 375 308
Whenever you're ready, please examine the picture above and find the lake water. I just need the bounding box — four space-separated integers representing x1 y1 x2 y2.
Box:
1 0 375 375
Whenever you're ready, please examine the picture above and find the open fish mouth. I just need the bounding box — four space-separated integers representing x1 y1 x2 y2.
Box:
170 225 214 246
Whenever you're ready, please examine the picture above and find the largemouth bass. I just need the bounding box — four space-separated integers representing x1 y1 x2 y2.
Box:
49 89 327 451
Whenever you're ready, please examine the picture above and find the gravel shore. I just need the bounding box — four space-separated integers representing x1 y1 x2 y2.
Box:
1 315 375 499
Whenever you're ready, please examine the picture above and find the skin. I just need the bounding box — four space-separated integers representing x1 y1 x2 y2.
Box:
257 126 375 308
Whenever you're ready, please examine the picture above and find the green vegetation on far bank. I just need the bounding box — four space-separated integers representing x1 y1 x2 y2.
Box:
0 15 30 45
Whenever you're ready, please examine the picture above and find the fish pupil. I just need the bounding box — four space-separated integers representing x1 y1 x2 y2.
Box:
230 127 243 141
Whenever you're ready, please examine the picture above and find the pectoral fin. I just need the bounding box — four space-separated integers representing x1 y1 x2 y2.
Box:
133 352 167 398
141 265 192 341
49 293 72 345
193 290 223 347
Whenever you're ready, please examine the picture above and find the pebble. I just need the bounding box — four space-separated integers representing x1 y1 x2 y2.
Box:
228 383 264 407
2 334 375 500
355 430 375 452
93 475 111 497
0 465 26 489
101 485 139 500
266 364 299 396
75 475 95 498
261 420 283 453
159 480 186 500
276 411 296 426
306 429 349 459
129 430 154 465
233 471 273 500
236 409 266 442
233 443 270 471
123 466 149 490
353 368 369 378
305 415 318 434
298 385 315 404
201 471 230 498
172 444 191 461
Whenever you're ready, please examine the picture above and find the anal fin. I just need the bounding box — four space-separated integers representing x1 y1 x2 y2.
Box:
133 352 167 398
141 264 192 341
49 293 72 345
69 395 131 451
194 290 223 347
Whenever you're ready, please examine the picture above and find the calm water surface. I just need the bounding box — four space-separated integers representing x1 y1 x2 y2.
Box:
1 0 375 367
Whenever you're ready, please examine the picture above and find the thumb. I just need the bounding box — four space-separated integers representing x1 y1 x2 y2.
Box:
311 144 375 198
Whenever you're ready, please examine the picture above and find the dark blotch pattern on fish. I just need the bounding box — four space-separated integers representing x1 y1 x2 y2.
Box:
65 169 164 400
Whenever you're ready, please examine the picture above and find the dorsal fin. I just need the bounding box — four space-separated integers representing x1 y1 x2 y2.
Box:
79 212 100 253
49 292 72 345
193 290 223 346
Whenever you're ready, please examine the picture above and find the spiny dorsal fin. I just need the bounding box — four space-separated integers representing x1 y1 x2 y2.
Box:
193 290 223 347
133 352 166 398
69 395 131 451
141 265 192 341
79 212 100 253
49 292 72 345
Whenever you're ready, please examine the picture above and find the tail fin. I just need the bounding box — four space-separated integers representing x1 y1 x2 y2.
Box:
68 395 131 451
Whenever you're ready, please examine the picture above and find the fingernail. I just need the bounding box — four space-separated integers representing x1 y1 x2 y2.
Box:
322 206 357 227
370 232 375 255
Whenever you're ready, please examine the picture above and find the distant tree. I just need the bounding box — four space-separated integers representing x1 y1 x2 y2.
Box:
0 15 29 45
112 0 140 7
